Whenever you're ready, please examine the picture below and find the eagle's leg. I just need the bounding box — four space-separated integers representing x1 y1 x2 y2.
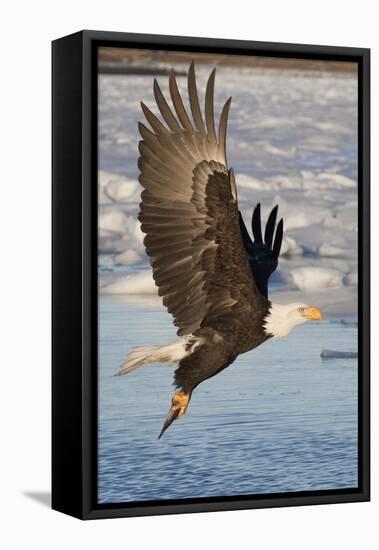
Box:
158 390 191 439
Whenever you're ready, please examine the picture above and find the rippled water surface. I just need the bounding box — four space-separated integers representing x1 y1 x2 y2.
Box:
98 296 358 504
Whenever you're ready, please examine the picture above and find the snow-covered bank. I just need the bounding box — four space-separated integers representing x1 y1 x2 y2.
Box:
98 64 358 318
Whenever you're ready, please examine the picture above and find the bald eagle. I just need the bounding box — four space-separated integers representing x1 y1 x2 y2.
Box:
115 63 323 438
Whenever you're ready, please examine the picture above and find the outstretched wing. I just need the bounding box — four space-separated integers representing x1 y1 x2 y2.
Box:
138 63 266 336
239 204 283 298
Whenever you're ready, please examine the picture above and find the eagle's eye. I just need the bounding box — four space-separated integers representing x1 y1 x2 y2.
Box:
298 307 305 313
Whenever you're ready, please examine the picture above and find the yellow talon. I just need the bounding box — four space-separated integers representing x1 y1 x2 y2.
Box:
158 391 191 439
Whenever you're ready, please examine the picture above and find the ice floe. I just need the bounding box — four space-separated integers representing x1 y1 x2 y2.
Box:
97 65 358 317
291 267 343 291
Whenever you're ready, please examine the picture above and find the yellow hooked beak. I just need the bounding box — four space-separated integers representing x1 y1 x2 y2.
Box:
303 306 323 321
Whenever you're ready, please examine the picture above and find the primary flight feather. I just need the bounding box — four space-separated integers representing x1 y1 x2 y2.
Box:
115 62 323 438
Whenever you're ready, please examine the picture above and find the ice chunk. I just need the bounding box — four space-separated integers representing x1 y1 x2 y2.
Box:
99 209 129 234
316 173 356 188
105 178 140 202
101 270 157 295
318 243 350 258
280 236 303 256
321 349 357 359
114 249 143 265
344 271 358 286
99 237 136 254
264 144 296 158
99 171 141 203
291 267 343 290
235 174 267 190
340 319 358 327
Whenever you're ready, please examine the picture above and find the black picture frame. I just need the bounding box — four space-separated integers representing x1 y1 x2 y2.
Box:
52 30 370 520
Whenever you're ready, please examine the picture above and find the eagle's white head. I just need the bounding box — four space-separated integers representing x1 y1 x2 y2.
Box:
264 302 323 339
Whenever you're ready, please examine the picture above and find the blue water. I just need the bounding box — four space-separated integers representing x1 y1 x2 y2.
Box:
98 296 358 503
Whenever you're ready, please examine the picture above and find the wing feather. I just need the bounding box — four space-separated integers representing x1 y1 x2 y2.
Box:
139 63 266 335
153 79 182 133
239 204 284 298
218 97 232 164
205 69 217 143
140 102 170 135
188 62 206 134
169 70 193 131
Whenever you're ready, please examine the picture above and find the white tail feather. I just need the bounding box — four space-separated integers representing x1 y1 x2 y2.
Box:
115 336 201 376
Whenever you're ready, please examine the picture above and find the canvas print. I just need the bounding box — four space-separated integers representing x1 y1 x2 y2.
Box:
98 49 358 504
